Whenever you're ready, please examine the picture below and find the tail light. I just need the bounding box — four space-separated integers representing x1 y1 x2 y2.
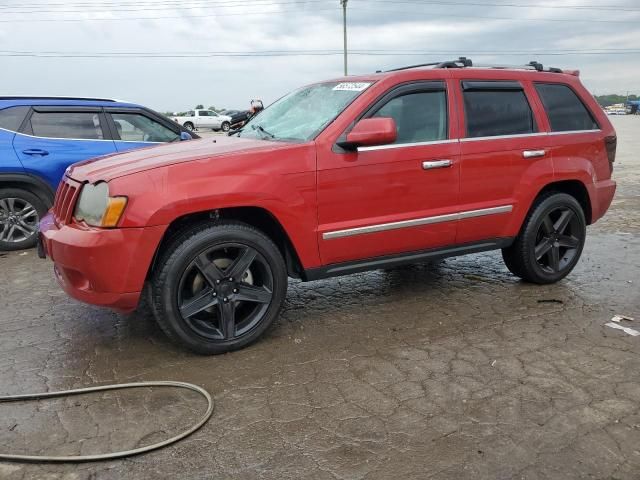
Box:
604 135 617 174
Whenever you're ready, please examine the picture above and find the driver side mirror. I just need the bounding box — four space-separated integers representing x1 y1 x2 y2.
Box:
180 131 193 141
338 117 397 150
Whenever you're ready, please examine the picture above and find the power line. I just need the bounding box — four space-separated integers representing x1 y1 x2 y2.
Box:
362 0 640 12
1 0 638 12
0 5 636 24
355 7 639 24
0 6 341 22
0 0 329 14
0 49 638 58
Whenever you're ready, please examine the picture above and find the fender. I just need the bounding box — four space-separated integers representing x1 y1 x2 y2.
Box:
108 158 322 269
552 154 596 209
0 172 56 205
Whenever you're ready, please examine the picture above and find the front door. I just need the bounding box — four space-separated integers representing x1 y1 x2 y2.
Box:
13 107 116 185
106 110 181 152
317 81 461 265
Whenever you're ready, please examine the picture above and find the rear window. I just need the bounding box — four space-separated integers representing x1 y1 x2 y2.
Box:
30 111 105 140
463 83 536 138
0 106 29 132
535 83 599 132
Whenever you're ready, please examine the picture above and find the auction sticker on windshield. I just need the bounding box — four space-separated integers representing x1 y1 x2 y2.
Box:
332 82 372 92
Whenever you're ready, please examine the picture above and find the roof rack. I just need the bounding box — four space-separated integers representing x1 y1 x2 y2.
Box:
384 57 565 74
0 96 117 102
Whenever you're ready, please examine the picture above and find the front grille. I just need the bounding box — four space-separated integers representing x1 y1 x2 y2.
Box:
52 178 81 226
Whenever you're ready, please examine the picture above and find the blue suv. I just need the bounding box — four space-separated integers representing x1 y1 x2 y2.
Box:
0 97 196 250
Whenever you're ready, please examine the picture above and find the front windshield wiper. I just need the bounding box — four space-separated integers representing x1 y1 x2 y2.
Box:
251 124 276 139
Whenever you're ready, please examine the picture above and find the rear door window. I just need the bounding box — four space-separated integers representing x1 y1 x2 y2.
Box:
29 111 106 140
535 83 599 132
0 106 29 132
462 82 537 138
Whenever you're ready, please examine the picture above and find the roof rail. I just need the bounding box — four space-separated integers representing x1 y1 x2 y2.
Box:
384 57 565 74
0 96 118 102
385 57 472 72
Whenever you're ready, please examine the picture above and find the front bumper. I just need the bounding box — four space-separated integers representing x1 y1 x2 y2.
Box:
39 213 167 312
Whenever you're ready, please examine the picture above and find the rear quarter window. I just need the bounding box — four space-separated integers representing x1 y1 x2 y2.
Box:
0 106 29 132
535 83 598 132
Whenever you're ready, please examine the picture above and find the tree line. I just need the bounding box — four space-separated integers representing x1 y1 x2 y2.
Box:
595 94 639 107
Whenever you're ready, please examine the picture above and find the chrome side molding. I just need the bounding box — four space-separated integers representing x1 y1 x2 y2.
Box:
322 205 513 240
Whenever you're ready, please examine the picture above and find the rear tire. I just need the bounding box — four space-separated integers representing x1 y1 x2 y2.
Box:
502 192 586 284
151 221 288 354
0 188 47 251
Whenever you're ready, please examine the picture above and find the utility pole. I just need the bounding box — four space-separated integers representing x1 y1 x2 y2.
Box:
341 0 348 76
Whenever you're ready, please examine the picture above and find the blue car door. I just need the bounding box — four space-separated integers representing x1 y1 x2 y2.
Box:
105 109 181 153
0 106 30 176
13 108 117 188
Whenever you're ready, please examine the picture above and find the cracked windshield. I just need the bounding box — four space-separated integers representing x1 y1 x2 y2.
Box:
237 81 372 141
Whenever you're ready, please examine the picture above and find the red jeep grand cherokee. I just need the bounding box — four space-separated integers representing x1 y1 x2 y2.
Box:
40 58 616 354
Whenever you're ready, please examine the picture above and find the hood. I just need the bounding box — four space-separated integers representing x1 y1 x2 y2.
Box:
67 136 292 183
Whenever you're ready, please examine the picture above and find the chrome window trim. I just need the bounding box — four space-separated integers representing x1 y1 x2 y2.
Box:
358 139 457 152
548 129 601 136
322 205 513 240
13 130 112 143
460 132 547 142
354 129 603 151
12 130 163 144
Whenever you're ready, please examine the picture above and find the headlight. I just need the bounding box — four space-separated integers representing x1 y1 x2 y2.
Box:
74 182 127 228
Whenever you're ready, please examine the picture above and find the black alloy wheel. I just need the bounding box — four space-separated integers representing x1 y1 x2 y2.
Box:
151 222 288 354
533 206 582 274
178 244 274 341
502 192 586 284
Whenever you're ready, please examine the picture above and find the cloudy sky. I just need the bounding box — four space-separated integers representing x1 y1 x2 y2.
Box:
0 0 638 112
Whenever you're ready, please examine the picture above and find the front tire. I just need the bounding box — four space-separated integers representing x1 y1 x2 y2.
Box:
183 122 194 132
221 122 231 132
151 221 288 354
502 192 586 284
0 188 47 251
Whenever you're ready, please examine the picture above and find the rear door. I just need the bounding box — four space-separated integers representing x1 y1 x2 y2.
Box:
317 81 461 265
12 107 117 186
104 109 181 152
456 79 553 244
196 110 217 129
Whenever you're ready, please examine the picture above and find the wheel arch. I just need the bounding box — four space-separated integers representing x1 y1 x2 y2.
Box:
0 173 55 207
534 180 592 224
147 206 305 281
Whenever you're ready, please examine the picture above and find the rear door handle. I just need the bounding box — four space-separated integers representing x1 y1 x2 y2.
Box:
422 160 452 170
523 150 546 159
22 149 49 156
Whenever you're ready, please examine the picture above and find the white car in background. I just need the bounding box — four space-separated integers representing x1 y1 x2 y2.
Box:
172 109 233 132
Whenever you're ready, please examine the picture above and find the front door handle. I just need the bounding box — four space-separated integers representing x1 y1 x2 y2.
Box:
22 149 49 156
422 160 452 170
523 150 546 159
